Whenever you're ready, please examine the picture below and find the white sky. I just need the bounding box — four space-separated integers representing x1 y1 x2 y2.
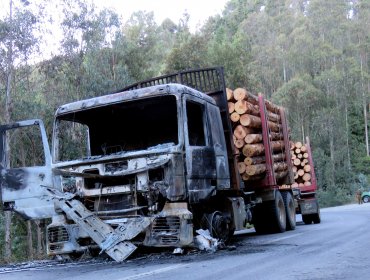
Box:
96 0 228 31
0 0 229 31
0 0 229 60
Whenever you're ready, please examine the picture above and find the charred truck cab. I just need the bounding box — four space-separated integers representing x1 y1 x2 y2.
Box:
0 67 296 261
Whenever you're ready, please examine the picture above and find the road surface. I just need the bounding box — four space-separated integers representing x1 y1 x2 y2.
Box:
1 203 370 280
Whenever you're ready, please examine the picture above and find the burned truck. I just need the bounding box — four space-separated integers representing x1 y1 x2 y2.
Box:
0 67 298 261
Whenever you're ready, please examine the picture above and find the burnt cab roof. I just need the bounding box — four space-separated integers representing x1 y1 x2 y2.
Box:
55 83 217 116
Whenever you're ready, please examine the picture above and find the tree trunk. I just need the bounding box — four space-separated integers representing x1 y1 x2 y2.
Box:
234 100 260 116
27 220 34 259
4 0 14 262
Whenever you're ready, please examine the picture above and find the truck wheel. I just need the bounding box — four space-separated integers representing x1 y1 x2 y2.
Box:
282 191 296 230
253 191 287 234
363 195 369 203
201 211 234 242
302 214 313 225
270 191 287 233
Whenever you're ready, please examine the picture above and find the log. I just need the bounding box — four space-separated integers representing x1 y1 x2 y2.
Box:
234 100 260 116
234 139 245 149
264 97 281 114
242 143 265 157
290 141 295 150
295 148 301 154
239 114 262 128
268 121 281 132
245 164 266 176
244 156 265 165
297 153 303 159
292 166 297 173
268 111 281 123
242 173 265 181
245 133 263 144
237 162 246 174
233 88 248 101
297 169 305 176
275 170 288 179
303 152 308 159
234 125 250 140
226 88 234 101
298 183 305 188
272 153 285 162
295 142 303 149
300 145 307 152
302 173 311 182
274 162 288 172
293 158 301 166
292 182 299 188
291 154 297 160
304 181 312 187
230 112 240 122
228 102 235 114
304 164 311 173
300 161 306 167
271 141 285 152
270 132 283 141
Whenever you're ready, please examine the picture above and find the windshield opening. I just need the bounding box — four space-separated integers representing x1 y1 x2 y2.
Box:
54 95 178 162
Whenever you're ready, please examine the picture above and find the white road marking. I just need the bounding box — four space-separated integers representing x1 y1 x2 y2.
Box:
264 233 303 244
118 264 187 280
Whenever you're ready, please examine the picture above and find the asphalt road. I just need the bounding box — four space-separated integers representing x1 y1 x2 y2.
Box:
2 203 370 280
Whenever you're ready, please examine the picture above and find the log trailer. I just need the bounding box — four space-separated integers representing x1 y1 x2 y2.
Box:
0 67 314 262
290 138 321 224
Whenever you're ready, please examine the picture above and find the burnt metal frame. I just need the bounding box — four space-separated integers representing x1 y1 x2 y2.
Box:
120 67 241 191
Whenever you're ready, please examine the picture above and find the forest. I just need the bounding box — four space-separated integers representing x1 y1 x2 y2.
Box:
0 0 369 262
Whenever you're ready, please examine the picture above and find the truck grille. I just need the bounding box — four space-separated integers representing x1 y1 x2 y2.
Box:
48 226 69 243
152 216 180 245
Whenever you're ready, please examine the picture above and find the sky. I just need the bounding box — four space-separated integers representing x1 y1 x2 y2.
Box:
0 0 229 32
95 0 229 31
0 0 229 60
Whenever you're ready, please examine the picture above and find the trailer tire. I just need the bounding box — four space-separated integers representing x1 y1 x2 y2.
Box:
282 191 296 230
270 191 287 233
302 214 313 224
253 191 286 234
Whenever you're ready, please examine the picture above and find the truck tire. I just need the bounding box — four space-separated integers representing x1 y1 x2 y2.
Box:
363 195 369 203
270 191 287 233
253 191 286 234
282 191 296 230
302 214 313 224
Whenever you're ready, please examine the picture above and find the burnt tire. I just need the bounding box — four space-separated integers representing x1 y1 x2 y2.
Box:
253 191 287 234
282 191 296 230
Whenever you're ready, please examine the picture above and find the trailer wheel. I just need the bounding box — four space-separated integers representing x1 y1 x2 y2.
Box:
270 191 287 233
282 191 296 230
253 191 286 234
302 214 313 224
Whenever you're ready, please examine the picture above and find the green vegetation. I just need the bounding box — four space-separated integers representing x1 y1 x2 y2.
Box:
0 0 369 262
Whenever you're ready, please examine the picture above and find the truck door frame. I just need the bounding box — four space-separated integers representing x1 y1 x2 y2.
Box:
0 119 56 219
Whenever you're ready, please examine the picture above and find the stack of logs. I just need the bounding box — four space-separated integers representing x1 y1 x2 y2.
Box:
290 141 312 188
227 87 289 182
